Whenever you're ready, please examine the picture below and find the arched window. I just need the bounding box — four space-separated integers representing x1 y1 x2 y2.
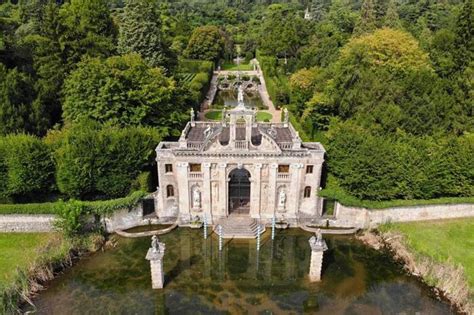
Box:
304 186 311 198
166 185 174 197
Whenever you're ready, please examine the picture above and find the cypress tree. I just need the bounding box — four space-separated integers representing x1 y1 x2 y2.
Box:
354 0 376 35
384 0 401 29
118 0 176 72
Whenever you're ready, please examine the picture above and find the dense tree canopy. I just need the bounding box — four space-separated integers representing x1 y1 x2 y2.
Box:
62 54 185 132
118 0 176 72
184 25 225 62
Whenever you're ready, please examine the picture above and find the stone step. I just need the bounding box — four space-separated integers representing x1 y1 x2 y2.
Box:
214 216 265 239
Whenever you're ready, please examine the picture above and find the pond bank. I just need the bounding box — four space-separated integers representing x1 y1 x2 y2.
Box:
358 229 473 314
1 233 107 314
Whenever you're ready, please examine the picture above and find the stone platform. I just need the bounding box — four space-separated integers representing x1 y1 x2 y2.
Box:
214 215 265 239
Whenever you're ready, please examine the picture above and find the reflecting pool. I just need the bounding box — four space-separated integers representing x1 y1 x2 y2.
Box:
25 229 452 314
213 90 267 110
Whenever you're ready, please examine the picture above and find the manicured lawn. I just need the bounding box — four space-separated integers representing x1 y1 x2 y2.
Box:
255 111 272 122
221 62 253 71
0 233 57 285
381 218 474 287
205 110 223 120
205 110 272 122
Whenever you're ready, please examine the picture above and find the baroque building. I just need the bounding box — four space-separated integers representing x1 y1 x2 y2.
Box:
155 93 325 226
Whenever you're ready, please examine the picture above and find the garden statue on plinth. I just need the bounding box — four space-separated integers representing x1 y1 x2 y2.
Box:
146 235 166 289
308 229 328 282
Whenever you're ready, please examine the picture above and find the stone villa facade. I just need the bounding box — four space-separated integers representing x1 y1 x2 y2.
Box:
155 102 325 225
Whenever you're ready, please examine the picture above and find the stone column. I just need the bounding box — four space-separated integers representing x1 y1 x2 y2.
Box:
267 163 278 213
289 163 303 220
250 163 262 219
176 162 190 222
218 163 228 217
202 163 212 219
146 238 166 289
308 232 328 282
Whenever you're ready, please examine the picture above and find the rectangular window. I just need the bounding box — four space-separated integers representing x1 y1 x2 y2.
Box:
306 165 313 174
165 164 173 173
278 165 289 173
190 163 202 172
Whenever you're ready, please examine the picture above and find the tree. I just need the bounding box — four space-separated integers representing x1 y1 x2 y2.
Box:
354 0 376 35
384 0 401 29
184 25 224 62
58 0 116 70
289 67 319 115
62 54 186 132
258 4 310 58
118 0 176 72
0 63 35 135
454 0 473 72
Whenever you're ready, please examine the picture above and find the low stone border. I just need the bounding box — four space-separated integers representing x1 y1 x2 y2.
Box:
115 222 178 238
0 215 55 232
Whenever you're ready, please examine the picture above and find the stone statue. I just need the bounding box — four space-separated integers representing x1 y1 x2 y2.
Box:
190 108 195 124
278 190 286 209
283 108 289 124
151 235 160 253
237 85 245 108
193 187 201 208
316 229 322 245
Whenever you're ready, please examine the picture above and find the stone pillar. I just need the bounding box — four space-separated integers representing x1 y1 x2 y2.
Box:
267 163 278 213
289 163 303 219
146 238 166 289
308 232 328 282
250 163 262 219
176 162 190 222
218 163 228 217
202 163 212 219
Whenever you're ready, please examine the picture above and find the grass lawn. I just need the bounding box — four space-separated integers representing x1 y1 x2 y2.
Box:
221 62 253 71
0 233 57 285
255 111 272 122
205 110 272 122
381 218 474 287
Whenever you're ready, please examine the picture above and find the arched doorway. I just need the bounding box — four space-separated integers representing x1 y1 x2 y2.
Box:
228 168 251 215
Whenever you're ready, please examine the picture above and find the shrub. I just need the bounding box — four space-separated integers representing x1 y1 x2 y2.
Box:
131 172 154 193
47 122 163 199
0 134 55 201
54 200 89 237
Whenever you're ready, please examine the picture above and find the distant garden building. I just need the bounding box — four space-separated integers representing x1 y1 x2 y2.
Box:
155 100 325 225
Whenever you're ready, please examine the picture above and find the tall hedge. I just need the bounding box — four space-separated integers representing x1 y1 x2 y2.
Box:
327 121 474 200
0 134 55 201
46 122 164 199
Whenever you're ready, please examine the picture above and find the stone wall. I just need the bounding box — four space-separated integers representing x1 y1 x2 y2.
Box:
334 202 474 228
0 215 56 232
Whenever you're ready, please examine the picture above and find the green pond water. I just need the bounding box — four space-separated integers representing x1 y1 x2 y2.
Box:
213 90 267 110
25 228 453 314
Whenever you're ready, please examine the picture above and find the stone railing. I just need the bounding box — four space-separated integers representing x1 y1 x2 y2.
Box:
277 173 291 181
187 142 203 150
235 140 248 149
189 172 203 179
278 142 293 150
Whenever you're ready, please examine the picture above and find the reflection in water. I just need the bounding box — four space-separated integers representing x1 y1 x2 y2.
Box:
26 229 452 314
213 90 267 110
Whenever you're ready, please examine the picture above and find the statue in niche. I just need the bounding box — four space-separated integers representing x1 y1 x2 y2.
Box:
193 187 201 209
278 190 286 209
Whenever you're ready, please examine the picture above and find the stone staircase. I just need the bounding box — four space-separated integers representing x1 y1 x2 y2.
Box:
214 216 266 239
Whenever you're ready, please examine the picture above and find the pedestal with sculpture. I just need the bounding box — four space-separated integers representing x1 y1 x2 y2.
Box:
146 235 166 289
308 229 328 282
